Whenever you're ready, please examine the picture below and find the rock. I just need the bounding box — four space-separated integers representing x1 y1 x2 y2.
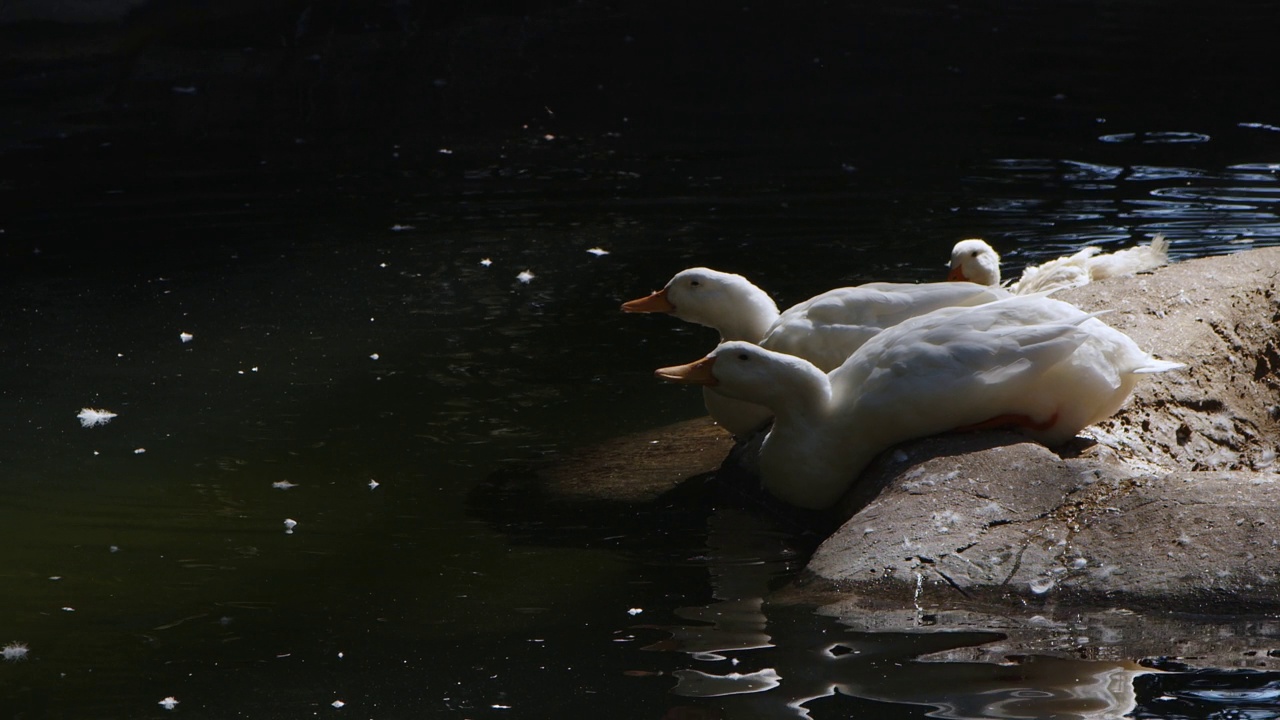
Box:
800 433 1280 610
538 416 733 504
791 246 1280 612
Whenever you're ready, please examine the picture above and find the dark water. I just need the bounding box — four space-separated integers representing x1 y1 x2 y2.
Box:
3 1 1280 717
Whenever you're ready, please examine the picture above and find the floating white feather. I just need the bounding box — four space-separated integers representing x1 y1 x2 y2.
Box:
77 408 117 428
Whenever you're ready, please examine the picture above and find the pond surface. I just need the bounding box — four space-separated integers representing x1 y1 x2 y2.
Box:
3 1 1280 718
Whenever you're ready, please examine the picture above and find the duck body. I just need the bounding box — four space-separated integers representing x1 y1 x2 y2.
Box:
624 268 1008 435
657 296 1183 510
949 236 1170 294
761 281 1009 372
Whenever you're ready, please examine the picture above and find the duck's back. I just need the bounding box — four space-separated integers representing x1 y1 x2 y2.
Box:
827 296 1179 447
761 282 1008 371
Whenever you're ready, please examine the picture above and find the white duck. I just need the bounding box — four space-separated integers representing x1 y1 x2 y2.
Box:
655 296 1183 510
948 236 1170 294
623 268 1009 435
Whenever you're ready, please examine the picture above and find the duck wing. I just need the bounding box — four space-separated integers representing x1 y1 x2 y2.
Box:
763 282 1008 371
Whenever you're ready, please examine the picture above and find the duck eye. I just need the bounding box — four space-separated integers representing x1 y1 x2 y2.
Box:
738 353 750 361
970 250 980 258
689 280 701 287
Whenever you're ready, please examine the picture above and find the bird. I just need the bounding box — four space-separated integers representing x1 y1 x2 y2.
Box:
948 236 1170 294
623 268 1008 435
655 295 1183 510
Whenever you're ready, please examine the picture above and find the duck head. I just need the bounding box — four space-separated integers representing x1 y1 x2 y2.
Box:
622 268 780 341
948 238 1001 286
656 341 829 410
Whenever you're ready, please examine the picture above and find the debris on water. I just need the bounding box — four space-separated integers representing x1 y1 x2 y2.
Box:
134 448 146 454
179 332 194 343
171 85 197 94
158 696 179 710
369 353 380 360
77 408 117 428
272 481 298 490
390 224 415 232
331 700 346 708
284 518 298 534
516 270 535 284
627 607 643 616
587 247 610 257
62 607 74 612
2 642 28 662
480 258 493 267
368 479 379 490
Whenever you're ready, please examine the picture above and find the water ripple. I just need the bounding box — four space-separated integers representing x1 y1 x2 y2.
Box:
1239 122 1280 133
1099 131 1213 144
1150 186 1280 204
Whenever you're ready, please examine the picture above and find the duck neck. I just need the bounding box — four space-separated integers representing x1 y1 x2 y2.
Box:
756 387 854 511
766 367 832 425
977 257 1002 287
716 288 780 343
756 372 888 511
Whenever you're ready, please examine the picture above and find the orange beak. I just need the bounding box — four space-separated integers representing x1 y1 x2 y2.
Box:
947 265 968 282
621 288 676 313
654 356 718 386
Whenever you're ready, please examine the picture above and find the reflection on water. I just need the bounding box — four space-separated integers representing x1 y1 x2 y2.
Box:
1099 131 1214 144
819 655 1147 720
1135 670 1280 720
632 506 1160 719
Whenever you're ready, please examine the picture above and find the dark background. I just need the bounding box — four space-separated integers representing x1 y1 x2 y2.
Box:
5 0 1278 261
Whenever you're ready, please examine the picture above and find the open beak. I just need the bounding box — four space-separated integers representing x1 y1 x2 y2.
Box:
654 356 718 386
947 265 968 282
621 288 676 313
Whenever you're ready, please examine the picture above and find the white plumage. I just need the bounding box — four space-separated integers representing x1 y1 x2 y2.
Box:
656 295 1182 510
948 236 1170 294
624 268 1007 435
